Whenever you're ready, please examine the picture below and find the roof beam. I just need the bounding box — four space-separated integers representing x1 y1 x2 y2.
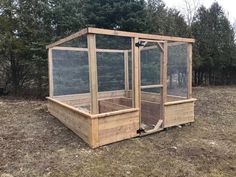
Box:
46 28 88 49
87 27 195 43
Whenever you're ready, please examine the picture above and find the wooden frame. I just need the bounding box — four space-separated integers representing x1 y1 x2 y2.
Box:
47 27 196 148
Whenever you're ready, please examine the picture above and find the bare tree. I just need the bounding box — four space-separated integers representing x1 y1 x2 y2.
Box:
183 0 201 25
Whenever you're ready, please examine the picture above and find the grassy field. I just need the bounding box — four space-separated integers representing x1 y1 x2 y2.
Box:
0 86 236 177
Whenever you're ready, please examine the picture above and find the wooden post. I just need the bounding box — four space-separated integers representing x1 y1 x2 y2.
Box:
187 43 193 99
162 42 168 126
131 38 141 129
162 42 168 103
124 50 129 96
48 48 53 97
132 38 140 109
87 34 98 114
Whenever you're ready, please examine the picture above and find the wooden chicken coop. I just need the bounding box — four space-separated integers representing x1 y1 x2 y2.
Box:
46 27 196 148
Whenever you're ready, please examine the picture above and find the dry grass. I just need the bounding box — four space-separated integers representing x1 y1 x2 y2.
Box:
0 86 236 177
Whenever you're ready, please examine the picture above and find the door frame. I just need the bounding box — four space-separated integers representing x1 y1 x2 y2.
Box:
137 39 167 133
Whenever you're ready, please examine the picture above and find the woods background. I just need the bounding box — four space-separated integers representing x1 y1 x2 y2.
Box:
0 0 236 98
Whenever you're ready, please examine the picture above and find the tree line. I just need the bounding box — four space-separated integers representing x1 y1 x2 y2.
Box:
0 0 235 97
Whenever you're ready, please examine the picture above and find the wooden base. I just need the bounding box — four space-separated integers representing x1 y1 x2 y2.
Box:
47 91 196 148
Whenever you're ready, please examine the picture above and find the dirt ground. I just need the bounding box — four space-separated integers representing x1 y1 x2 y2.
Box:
0 86 236 177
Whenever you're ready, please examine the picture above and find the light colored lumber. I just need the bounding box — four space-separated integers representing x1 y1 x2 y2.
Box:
162 42 168 103
48 49 53 97
187 43 193 99
46 28 88 49
157 42 164 51
164 101 195 128
164 98 197 106
132 37 141 109
96 108 139 118
51 46 125 53
48 98 91 145
47 97 92 118
88 34 98 114
141 84 163 89
90 118 99 148
98 110 139 146
87 27 195 43
124 51 129 93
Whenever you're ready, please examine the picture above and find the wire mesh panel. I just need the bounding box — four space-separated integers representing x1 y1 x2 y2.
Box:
140 42 162 130
96 35 132 92
167 43 188 98
58 35 87 48
140 44 161 86
128 51 132 90
97 52 124 92
51 49 90 96
96 35 131 50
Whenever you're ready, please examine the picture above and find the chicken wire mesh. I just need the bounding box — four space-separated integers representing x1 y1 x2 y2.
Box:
96 35 132 92
51 49 90 96
140 44 161 87
97 52 125 92
167 43 188 97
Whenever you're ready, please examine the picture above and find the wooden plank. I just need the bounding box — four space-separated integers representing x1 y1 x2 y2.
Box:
162 42 168 127
47 97 92 118
88 34 98 114
162 42 168 103
87 27 195 43
48 49 53 97
132 37 140 109
164 98 197 106
141 84 163 89
48 98 91 145
96 108 138 118
164 102 195 128
98 110 139 146
52 46 125 53
124 51 129 95
46 28 88 49
99 100 130 113
52 46 88 52
187 43 193 99
90 118 99 148
54 90 125 101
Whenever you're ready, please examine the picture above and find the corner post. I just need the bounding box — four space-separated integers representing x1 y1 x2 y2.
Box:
87 34 98 114
187 43 193 99
48 48 53 97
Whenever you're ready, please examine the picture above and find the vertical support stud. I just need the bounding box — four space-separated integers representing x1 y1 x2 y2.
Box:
48 48 53 97
88 34 98 114
187 43 193 99
124 50 129 97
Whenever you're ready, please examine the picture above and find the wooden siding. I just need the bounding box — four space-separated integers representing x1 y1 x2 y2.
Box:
48 98 92 145
98 110 139 146
164 101 195 128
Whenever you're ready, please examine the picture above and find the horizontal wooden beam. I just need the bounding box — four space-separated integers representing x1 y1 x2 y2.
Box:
46 28 88 49
164 98 197 106
141 84 163 89
88 27 195 43
51 46 125 53
47 97 92 118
